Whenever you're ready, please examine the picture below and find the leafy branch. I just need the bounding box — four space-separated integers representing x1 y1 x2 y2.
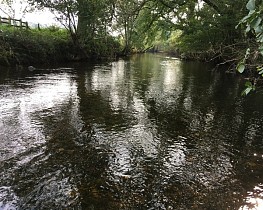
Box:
236 0 263 95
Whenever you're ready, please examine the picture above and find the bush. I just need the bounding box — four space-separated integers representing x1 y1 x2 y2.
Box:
0 25 73 65
0 25 122 65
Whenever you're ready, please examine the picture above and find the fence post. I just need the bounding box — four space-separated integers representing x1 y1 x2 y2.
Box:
38 23 41 30
8 17 11 26
0 16 1 24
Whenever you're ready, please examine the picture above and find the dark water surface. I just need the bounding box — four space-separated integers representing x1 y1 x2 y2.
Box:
0 54 262 209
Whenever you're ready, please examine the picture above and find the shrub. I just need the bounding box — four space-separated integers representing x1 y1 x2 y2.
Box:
0 25 73 65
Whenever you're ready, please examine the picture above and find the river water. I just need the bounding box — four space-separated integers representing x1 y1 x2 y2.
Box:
0 54 262 209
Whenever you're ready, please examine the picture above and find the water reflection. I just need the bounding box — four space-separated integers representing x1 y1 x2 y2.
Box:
0 54 262 209
240 185 263 210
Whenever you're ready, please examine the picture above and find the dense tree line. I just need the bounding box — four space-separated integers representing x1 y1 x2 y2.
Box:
1 0 262 71
27 1 260 58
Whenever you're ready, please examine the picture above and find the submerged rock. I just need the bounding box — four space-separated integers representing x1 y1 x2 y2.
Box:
28 66 36 71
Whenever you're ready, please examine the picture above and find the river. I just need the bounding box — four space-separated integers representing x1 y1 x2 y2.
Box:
0 53 262 209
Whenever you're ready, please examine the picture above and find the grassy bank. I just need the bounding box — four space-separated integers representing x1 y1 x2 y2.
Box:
0 26 75 65
0 25 121 66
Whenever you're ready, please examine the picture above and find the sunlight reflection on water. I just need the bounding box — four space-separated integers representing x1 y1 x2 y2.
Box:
240 185 263 210
0 73 76 161
0 54 263 209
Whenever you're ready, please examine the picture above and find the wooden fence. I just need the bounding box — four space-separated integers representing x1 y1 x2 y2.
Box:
0 16 29 29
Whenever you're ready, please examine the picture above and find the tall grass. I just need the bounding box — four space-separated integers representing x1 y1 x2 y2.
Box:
0 25 74 65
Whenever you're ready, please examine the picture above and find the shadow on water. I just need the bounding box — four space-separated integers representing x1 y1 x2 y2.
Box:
0 54 262 209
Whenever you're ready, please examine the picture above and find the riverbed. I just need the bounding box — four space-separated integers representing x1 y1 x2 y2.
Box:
0 54 262 209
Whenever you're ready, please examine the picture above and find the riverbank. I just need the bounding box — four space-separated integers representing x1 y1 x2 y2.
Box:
0 26 121 66
0 26 70 65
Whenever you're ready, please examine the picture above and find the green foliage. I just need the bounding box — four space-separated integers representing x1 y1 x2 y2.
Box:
236 0 263 94
30 0 119 57
85 36 121 59
0 23 121 65
0 25 73 65
237 48 251 73
246 0 256 10
173 0 248 60
3 0 259 66
238 0 263 49
242 81 256 96
112 0 149 53
237 62 246 73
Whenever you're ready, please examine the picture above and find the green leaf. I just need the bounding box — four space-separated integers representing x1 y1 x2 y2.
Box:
259 46 263 55
245 81 253 87
237 62 245 73
239 15 251 24
251 17 262 29
246 0 256 11
255 26 263 33
257 66 263 71
242 87 253 96
257 66 263 75
256 34 263 43
246 25 251 33
245 48 250 58
242 81 255 96
238 10 255 25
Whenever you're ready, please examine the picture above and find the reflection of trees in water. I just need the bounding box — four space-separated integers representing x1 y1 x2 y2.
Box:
1 55 262 209
0 69 118 209
145 61 263 209
74 56 263 209
75 65 137 209
3 91 111 209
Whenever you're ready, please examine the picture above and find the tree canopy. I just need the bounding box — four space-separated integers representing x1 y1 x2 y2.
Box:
1 0 261 67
